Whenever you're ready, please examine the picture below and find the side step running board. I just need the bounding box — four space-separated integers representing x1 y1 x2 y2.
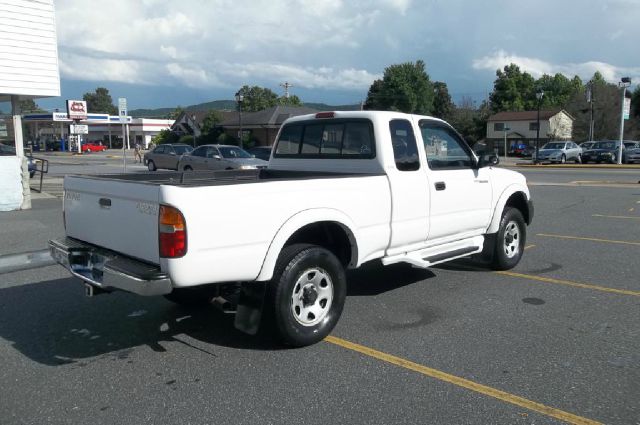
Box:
382 236 484 269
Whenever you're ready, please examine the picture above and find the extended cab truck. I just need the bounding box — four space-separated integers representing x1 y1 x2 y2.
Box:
49 111 533 347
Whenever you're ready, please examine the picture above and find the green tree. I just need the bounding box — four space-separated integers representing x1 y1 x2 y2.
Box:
236 85 279 112
489 64 536 112
197 110 224 145
151 129 179 145
279 94 302 107
364 60 434 114
631 85 640 119
18 99 43 113
432 81 454 119
83 87 117 114
168 106 184 120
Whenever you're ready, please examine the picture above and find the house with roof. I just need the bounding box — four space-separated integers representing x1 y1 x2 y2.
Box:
220 105 318 146
486 110 574 155
171 105 318 147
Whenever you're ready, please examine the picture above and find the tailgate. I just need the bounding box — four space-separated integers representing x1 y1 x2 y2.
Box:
63 176 161 264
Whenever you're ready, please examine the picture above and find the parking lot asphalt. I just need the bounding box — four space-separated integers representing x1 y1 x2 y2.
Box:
1 155 639 424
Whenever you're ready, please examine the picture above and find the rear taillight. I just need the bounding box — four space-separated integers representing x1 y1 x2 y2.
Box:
159 205 187 258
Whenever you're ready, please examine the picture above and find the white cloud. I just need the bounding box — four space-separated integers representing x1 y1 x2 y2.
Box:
472 50 640 84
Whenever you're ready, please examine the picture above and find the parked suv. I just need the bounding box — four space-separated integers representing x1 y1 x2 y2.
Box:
178 144 268 171
144 144 193 171
532 141 582 164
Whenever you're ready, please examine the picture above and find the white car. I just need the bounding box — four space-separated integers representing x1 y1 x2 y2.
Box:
533 141 582 164
50 111 533 347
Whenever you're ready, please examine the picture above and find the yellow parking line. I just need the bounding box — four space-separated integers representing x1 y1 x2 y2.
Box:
325 336 601 425
592 214 640 220
537 233 640 247
524 244 536 250
496 271 640 297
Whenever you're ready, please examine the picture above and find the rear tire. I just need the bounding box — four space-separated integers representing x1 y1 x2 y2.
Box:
575 154 581 164
560 154 566 164
147 160 156 171
266 244 346 347
183 165 193 171
491 207 526 271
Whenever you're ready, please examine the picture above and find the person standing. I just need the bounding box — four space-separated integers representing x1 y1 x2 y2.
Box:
134 142 143 163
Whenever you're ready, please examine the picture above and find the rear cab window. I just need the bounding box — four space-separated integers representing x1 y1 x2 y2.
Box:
274 119 375 159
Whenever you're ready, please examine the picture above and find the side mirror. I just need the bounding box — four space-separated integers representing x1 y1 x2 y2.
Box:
477 154 499 168
213 155 222 160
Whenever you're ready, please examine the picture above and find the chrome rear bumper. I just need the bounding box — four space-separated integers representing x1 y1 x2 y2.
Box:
48 237 172 296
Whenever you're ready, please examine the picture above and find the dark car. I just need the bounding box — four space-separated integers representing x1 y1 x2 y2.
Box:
246 146 272 161
143 143 193 171
581 140 624 164
623 141 640 163
1 143 37 177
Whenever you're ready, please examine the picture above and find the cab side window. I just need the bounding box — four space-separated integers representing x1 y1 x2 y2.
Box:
389 119 419 171
419 121 474 170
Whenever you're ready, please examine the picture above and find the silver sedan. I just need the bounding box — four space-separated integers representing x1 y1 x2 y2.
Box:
178 144 268 171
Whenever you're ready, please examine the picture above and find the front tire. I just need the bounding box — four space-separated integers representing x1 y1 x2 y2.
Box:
560 154 566 164
183 165 193 171
267 244 346 347
147 160 156 171
491 207 526 271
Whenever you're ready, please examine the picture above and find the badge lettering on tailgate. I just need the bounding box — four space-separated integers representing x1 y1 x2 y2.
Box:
64 191 80 201
137 202 158 216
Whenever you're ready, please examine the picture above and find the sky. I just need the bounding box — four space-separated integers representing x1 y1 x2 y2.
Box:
40 0 640 111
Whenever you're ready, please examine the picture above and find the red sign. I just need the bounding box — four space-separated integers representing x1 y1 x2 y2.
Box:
67 100 87 120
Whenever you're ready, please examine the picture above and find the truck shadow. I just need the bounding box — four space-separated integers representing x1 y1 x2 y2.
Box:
0 277 284 367
346 262 436 296
1 264 437 366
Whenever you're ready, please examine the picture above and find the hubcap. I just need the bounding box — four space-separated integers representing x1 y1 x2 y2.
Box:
291 268 333 327
503 221 520 258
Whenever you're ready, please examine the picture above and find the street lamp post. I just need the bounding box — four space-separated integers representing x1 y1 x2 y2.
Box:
617 77 631 165
191 114 197 147
534 89 544 164
503 126 510 161
235 92 244 150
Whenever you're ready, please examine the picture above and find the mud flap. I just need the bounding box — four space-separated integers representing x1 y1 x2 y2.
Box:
234 282 267 335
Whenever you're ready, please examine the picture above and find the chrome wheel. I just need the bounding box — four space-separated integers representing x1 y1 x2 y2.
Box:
291 268 333 327
503 221 520 258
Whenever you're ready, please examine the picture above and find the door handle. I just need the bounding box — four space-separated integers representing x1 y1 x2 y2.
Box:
435 182 446 191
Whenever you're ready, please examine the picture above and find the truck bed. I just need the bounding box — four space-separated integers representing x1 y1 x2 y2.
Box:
73 169 384 187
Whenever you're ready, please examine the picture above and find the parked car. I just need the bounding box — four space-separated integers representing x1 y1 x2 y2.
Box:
246 145 273 161
623 141 640 163
1 143 37 177
81 141 107 153
144 144 193 171
579 141 596 152
178 145 269 171
581 140 624 164
532 141 582 164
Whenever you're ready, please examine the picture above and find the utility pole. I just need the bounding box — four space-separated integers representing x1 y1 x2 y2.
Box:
586 81 595 141
280 81 293 99
617 77 631 165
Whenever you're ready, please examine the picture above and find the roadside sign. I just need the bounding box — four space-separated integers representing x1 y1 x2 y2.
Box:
623 97 631 120
66 100 87 120
118 97 127 123
70 124 89 134
53 112 68 121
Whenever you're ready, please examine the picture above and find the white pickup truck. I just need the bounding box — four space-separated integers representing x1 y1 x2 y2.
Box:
49 111 533 347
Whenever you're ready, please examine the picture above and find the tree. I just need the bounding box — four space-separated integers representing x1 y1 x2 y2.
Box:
197 110 224 145
168 106 184 120
279 94 302 107
489 64 536 112
18 99 43 113
151 129 179 146
364 60 434 114
236 85 279 112
83 87 117 115
631 85 640 119
432 81 454 119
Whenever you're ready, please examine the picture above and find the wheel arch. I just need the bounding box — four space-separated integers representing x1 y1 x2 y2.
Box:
256 209 359 282
486 185 531 234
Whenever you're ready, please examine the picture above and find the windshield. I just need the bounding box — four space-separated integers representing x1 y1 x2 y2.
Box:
219 146 252 158
173 145 193 154
593 142 618 150
543 143 565 150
